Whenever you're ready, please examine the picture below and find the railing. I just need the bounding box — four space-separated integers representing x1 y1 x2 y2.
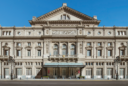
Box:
49 54 77 58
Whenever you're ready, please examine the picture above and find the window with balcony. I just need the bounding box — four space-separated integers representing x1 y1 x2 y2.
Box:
87 50 91 56
98 50 102 56
17 50 21 56
53 44 59 55
98 43 101 46
62 44 67 55
27 50 31 56
38 50 41 56
120 50 124 56
38 42 41 46
28 42 31 46
17 43 21 46
108 42 112 46
70 44 76 55
87 42 91 46
5 50 9 56
108 50 112 56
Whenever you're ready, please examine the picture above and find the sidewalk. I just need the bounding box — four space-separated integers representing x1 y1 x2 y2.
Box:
0 78 128 81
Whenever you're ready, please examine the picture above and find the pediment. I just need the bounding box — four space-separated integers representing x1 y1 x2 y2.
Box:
32 6 95 21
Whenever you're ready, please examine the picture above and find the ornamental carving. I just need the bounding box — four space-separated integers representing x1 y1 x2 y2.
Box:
52 30 76 35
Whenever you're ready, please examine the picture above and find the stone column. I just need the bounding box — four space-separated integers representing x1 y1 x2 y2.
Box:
32 62 35 78
126 62 128 79
93 42 96 58
83 41 85 55
32 42 35 58
91 42 93 59
125 62 127 79
93 62 96 79
103 62 107 79
77 42 79 56
22 62 25 79
81 67 85 78
49 41 51 55
118 63 120 79
104 42 106 59
0 60 1 79
68 42 70 56
44 41 46 55
0 42 1 56
59 42 61 55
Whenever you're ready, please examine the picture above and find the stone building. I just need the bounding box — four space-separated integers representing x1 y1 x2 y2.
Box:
0 3 128 79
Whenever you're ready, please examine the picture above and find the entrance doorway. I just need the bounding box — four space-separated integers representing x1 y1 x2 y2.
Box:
62 68 66 78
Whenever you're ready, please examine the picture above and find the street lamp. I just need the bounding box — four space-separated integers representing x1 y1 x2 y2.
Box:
7 56 15 80
114 56 121 80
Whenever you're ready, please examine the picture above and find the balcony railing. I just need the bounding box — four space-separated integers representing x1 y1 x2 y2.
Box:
50 54 77 58
49 54 78 61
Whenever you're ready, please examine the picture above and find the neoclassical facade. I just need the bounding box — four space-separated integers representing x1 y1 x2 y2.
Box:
0 3 128 79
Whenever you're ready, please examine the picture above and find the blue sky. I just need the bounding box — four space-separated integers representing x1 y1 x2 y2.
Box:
0 0 128 27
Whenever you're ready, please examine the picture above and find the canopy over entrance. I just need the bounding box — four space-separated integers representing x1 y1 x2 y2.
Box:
44 63 84 67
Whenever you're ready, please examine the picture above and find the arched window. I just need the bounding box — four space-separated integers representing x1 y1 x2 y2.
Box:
53 44 59 55
70 44 76 55
62 44 67 55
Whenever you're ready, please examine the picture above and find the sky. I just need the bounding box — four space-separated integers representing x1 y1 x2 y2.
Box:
0 0 128 27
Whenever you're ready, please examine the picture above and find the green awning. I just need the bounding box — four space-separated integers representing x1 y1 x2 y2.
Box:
44 63 84 67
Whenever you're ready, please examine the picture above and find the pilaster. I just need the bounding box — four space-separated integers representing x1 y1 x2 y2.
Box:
103 62 107 79
93 42 96 58
93 62 96 79
104 42 106 59
0 60 1 79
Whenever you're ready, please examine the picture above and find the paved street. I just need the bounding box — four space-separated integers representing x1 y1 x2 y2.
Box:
0 81 128 86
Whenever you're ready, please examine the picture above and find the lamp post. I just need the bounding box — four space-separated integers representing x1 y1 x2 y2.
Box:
7 56 15 80
114 56 121 80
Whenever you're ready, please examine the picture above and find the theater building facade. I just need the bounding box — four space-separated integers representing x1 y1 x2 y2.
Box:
0 3 128 79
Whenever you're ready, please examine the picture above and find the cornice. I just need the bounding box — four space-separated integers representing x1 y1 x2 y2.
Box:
29 20 100 25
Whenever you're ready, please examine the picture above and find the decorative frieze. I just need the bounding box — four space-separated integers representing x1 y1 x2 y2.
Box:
52 30 77 35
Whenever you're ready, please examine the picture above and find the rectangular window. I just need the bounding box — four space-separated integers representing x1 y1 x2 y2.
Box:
120 68 124 76
98 50 102 56
27 50 31 56
28 42 31 46
107 68 112 75
38 42 41 46
96 68 102 75
9 31 11 35
17 50 21 56
38 50 41 56
87 50 91 56
120 50 124 56
86 69 92 75
5 68 9 76
17 43 21 46
26 68 32 75
87 43 91 46
5 50 9 56
108 50 112 56
108 43 111 46
98 43 101 46
17 68 22 75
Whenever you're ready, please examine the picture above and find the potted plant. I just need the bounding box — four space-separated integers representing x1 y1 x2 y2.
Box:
79 76 85 79
43 76 49 79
